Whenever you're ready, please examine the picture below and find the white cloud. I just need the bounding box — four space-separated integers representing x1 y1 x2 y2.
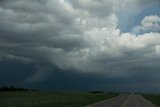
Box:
47 12 160 76
132 15 160 34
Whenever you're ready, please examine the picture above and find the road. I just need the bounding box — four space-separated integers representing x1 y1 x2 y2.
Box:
86 94 155 107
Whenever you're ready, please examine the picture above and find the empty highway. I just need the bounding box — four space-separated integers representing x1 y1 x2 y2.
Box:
86 94 155 107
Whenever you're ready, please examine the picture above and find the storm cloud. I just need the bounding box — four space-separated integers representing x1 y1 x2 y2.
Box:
0 0 160 88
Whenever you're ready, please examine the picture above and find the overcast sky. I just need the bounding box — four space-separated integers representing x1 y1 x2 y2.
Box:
0 0 160 92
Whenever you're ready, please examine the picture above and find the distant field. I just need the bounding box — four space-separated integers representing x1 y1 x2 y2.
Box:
0 91 118 107
142 94 160 107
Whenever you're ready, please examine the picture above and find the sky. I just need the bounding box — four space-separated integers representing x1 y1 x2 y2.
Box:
0 0 160 93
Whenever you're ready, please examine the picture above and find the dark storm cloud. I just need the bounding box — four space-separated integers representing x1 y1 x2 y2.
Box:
0 0 83 59
0 0 160 89
0 0 85 82
0 60 35 84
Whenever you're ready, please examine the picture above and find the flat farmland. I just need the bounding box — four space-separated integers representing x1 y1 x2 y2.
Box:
0 91 118 107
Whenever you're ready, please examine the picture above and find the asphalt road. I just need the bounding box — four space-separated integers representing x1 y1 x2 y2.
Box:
86 94 155 107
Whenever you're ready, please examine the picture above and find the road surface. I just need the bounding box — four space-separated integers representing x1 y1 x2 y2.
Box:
86 94 155 107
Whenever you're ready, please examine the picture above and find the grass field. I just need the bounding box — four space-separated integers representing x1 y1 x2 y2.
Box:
142 94 160 107
0 91 118 107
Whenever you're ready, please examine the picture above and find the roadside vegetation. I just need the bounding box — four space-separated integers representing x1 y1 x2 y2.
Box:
142 94 160 107
0 91 118 107
0 85 38 91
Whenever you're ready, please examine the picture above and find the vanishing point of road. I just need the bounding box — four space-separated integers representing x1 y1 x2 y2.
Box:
86 94 155 107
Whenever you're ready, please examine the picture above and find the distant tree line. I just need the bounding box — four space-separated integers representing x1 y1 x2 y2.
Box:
90 91 104 93
0 85 38 91
89 91 117 94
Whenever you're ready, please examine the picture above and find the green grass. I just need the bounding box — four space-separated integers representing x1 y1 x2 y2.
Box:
142 94 160 107
0 91 118 107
